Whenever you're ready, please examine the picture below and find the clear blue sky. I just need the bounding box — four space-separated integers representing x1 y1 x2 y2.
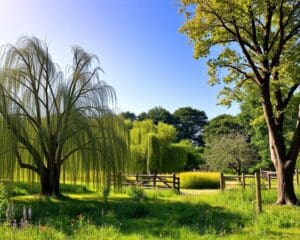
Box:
0 0 239 119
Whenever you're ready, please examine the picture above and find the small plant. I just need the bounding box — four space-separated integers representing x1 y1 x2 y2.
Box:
5 202 15 223
0 182 12 219
102 187 110 204
128 187 146 202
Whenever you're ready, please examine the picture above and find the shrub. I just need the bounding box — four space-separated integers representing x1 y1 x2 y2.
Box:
179 172 219 189
0 182 11 217
128 187 146 202
102 187 110 204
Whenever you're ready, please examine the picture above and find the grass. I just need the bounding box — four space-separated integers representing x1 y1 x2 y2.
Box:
180 172 219 189
0 183 299 239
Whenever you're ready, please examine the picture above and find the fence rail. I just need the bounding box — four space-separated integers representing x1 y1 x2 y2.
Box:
220 168 299 191
220 168 299 213
112 173 180 192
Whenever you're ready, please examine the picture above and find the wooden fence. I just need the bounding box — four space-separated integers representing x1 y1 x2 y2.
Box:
220 169 299 213
220 168 299 191
112 173 180 192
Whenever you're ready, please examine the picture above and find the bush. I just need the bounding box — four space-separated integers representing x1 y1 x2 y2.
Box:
102 187 110 204
9 182 40 196
128 187 146 202
179 172 219 189
0 182 11 217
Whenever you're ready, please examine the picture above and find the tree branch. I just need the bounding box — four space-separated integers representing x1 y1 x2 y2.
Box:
232 17 263 84
16 151 38 173
249 5 262 54
287 104 300 163
282 84 299 109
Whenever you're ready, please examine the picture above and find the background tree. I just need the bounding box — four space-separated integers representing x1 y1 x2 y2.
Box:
147 106 175 125
180 0 300 205
129 119 187 173
238 89 271 170
120 111 137 122
137 112 148 121
203 132 258 175
204 114 243 144
130 120 156 173
0 37 129 196
173 107 208 146
176 140 204 171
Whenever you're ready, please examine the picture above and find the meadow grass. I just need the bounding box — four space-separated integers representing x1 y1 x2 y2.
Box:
0 183 299 239
179 172 219 189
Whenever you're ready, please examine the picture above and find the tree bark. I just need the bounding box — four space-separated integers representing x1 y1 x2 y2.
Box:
39 165 61 197
261 85 299 205
276 160 298 205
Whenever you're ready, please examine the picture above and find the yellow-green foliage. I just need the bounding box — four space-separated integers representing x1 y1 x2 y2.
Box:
156 122 176 145
0 37 130 192
147 134 160 173
160 145 187 172
130 120 179 173
180 172 219 189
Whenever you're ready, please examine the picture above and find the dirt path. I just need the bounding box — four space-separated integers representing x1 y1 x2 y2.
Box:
180 189 219 195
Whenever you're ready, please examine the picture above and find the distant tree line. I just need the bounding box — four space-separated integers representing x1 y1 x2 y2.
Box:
121 106 208 146
121 100 300 175
121 106 207 173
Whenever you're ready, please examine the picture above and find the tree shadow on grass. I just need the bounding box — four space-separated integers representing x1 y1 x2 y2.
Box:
110 199 245 238
14 194 244 238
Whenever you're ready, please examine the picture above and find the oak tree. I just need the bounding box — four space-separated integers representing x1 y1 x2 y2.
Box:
180 0 300 204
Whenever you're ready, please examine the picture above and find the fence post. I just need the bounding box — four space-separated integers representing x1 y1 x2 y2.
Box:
255 172 262 213
241 173 245 189
117 172 122 191
177 175 180 192
267 173 271 189
296 169 299 186
172 173 176 189
153 173 156 187
220 172 225 191
135 172 139 186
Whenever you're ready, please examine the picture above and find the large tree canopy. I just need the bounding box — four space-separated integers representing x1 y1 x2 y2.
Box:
180 0 300 204
120 111 137 122
204 114 243 143
0 37 129 196
147 106 175 125
173 107 208 146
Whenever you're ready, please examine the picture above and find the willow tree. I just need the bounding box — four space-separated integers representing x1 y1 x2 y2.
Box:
129 119 178 173
0 37 128 196
180 0 299 204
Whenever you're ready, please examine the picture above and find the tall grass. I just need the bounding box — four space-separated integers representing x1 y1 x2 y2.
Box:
0 182 299 239
179 172 219 189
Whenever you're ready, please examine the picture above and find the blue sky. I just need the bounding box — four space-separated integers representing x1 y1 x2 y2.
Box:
0 0 239 119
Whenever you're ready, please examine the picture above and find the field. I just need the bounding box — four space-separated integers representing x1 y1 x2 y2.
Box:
0 183 299 240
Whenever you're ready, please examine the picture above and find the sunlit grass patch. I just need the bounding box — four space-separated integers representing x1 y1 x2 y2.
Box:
180 172 219 189
1 182 299 239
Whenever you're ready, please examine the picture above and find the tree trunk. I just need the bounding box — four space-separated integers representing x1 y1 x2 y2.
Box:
267 130 298 205
276 161 298 205
268 131 298 205
261 85 299 205
39 165 61 197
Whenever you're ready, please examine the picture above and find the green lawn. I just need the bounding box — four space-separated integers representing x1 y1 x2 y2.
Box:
0 184 299 239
